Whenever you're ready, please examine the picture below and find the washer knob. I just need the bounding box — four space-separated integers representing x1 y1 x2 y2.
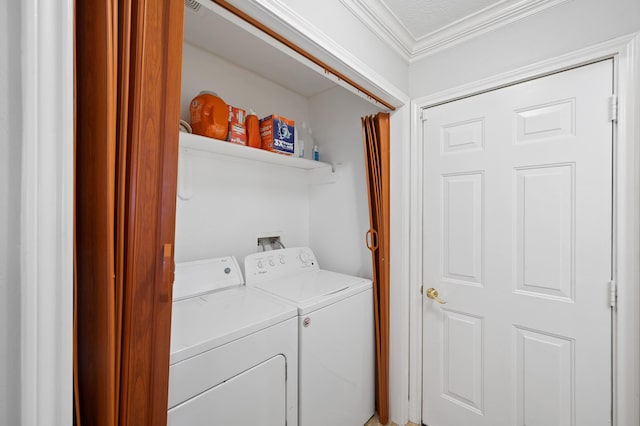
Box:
269 259 275 267
257 260 264 269
279 256 286 264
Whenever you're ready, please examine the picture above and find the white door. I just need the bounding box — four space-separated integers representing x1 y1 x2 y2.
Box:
421 60 614 426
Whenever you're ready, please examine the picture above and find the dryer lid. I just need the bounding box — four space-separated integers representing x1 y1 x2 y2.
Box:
170 286 296 364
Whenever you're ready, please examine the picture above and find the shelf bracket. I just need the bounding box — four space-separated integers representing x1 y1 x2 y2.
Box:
309 163 339 185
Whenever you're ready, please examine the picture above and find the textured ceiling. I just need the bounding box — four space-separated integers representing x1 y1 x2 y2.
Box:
380 0 515 39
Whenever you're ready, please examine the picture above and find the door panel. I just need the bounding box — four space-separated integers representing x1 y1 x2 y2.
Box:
514 164 575 300
514 327 574 426
441 309 484 414
422 60 613 426
442 172 484 286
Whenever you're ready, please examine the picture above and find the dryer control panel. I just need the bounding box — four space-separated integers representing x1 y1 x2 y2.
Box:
244 247 319 285
173 256 243 301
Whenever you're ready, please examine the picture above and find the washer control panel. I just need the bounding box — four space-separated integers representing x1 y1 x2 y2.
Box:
244 247 319 284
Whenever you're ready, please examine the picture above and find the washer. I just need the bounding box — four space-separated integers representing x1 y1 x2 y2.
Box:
244 247 375 426
168 256 298 426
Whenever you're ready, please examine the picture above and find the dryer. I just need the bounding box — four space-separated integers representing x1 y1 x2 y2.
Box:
244 247 375 426
168 256 298 425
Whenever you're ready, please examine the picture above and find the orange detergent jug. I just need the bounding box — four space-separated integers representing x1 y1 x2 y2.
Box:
189 91 228 139
246 110 261 148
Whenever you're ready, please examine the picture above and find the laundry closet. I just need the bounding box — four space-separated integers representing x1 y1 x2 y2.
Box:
169 1 397 425
175 1 388 276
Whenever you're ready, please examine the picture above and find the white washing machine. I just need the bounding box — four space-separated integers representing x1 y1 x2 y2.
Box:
168 256 298 426
244 247 375 426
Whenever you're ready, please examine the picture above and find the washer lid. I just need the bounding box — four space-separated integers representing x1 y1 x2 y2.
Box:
170 286 297 364
254 270 372 314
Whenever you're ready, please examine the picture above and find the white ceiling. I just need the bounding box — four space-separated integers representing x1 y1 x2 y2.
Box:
339 0 570 61
381 0 506 39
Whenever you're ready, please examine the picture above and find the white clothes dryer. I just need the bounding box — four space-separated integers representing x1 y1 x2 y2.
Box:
168 256 298 426
244 247 375 426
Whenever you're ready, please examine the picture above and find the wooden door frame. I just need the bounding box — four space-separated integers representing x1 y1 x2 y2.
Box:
409 33 640 426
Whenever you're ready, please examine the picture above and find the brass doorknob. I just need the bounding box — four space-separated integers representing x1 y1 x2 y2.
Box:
425 287 447 304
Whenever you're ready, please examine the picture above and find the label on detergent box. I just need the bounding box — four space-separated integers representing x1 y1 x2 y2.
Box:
227 105 246 124
259 115 295 155
227 105 247 145
228 122 247 145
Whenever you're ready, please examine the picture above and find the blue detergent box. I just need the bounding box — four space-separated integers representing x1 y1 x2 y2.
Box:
259 115 295 155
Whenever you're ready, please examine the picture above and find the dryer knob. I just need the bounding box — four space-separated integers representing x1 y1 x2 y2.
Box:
298 252 310 264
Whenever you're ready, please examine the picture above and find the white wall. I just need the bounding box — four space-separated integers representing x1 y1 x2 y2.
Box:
181 42 311 127
177 43 380 276
307 86 381 278
270 0 409 95
308 87 412 426
409 0 640 97
175 152 312 262
0 0 21 424
177 42 317 263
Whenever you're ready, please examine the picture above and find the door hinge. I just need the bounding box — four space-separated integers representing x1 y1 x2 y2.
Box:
421 109 428 121
609 280 617 308
608 95 618 122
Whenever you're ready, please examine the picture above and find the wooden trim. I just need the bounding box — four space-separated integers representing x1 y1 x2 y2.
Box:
377 112 391 424
210 0 396 111
114 0 132 420
363 117 383 418
75 0 118 423
117 0 183 424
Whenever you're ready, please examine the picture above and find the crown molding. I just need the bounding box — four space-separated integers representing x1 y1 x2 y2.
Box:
411 0 571 61
338 0 414 61
339 0 572 63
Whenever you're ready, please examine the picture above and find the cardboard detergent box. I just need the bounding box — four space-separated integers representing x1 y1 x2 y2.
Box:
259 115 295 155
227 105 247 145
